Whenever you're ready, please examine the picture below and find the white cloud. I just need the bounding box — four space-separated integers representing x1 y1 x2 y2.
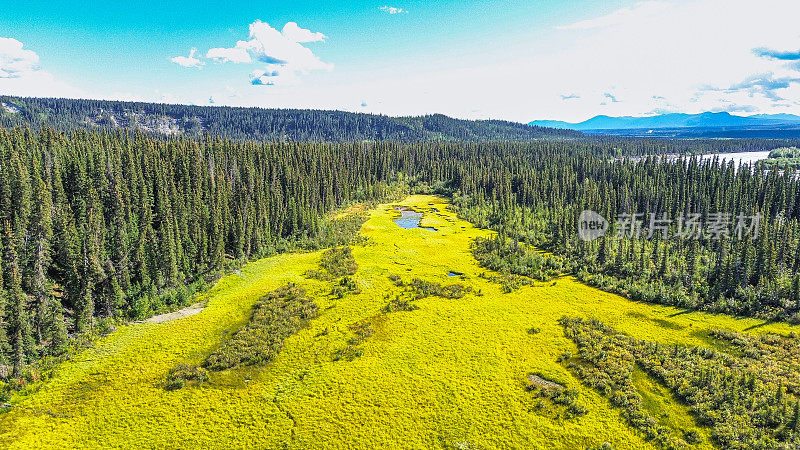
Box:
0 37 40 78
207 20 332 86
0 37 83 98
207 45 252 63
281 22 327 43
557 1 669 30
206 23 325 64
380 6 407 14
170 48 204 68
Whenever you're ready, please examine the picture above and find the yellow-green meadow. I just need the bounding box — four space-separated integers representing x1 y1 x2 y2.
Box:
1 195 794 449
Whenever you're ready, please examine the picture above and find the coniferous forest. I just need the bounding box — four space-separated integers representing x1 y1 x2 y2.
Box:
0 122 799 378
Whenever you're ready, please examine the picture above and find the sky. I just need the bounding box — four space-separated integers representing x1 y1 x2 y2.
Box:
1 0 800 122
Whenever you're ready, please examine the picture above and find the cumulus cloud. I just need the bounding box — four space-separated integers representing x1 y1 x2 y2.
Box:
207 20 332 86
380 6 407 14
281 22 327 43
752 47 800 61
170 48 204 68
0 37 82 98
207 46 251 63
557 1 668 30
560 93 580 100
604 92 621 103
0 37 40 78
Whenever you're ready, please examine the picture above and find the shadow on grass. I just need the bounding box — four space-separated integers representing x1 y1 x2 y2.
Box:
744 320 775 332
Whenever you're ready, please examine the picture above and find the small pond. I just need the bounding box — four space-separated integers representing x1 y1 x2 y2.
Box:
394 209 436 231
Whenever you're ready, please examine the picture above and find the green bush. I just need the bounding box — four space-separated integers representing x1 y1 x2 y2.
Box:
471 236 563 282
331 276 361 298
347 322 374 346
203 284 317 371
683 430 702 444
410 278 472 299
320 246 358 278
165 364 209 391
384 296 418 312
388 274 404 286
332 346 363 361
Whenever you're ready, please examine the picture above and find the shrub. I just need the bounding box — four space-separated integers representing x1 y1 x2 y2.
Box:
165 364 209 391
203 284 317 371
332 346 362 361
347 322 374 346
471 236 564 282
683 430 702 444
299 211 370 250
320 246 358 278
410 278 472 299
305 269 332 281
384 296 418 312
331 276 361 298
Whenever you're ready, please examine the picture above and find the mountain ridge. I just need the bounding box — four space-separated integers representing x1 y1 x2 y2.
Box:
0 95 581 142
529 111 800 131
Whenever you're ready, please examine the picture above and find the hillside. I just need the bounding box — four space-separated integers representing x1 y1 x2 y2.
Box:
0 96 581 142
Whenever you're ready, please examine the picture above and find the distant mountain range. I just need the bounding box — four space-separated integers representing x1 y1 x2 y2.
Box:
530 112 800 132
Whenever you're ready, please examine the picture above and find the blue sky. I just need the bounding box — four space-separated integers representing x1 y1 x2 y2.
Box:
2 0 800 122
